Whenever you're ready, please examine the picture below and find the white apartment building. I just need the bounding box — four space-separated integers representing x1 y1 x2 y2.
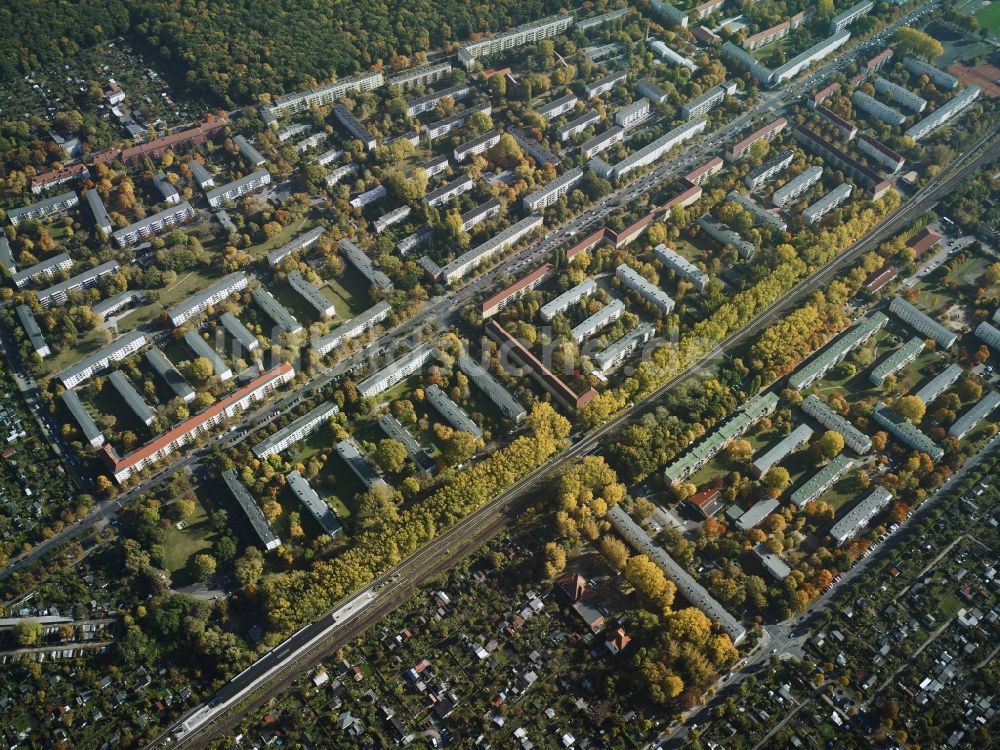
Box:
522 168 584 212
206 170 271 208
112 202 195 248
166 272 249 327
58 331 147 388
356 343 436 398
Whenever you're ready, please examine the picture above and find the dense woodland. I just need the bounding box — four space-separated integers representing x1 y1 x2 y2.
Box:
0 0 573 105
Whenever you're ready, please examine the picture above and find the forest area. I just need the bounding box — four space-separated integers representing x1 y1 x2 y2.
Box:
0 0 569 105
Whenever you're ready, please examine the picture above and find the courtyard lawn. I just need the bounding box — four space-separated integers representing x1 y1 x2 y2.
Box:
161 496 215 573
976 2 1000 34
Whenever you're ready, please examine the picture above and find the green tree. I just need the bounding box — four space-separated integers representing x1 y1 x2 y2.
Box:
814 430 845 462
373 438 408 473
14 619 44 647
895 395 926 423
190 553 217 580
893 27 944 60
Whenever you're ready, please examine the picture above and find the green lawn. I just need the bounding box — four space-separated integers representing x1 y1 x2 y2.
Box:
976 1 1000 34
161 497 215 573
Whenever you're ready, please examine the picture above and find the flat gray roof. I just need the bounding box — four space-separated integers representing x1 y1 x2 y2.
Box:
286 470 342 536
222 469 280 549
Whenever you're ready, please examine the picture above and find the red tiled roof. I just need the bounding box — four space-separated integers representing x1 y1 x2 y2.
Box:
865 264 898 292
31 163 89 189
103 363 293 474
481 263 553 315
906 228 942 257
684 157 723 183
487 321 597 410
730 117 787 155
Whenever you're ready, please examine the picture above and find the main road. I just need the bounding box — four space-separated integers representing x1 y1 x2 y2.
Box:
150 92 1000 750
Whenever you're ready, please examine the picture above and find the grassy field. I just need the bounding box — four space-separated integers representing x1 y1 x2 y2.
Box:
976 1 1000 34
161 496 215 573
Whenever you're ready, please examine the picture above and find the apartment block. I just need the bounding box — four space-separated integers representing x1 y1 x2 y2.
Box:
262 72 385 121
872 402 944 461
30 163 88 195
602 117 707 181
372 206 412 234
745 148 794 190
188 160 215 189
949 390 1000 440
183 331 232 380
537 93 578 121
870 337 925 387
903 57 958 90
829 0 873 33
339 238 393 290
580 126 624 159
523 168 584 212
857 134 905 172
772 166 823 208
814 104 858 140
219 312 260 353
112 202 195 248
58 331 147 388
423 103 492 140
222 469 281 550
233 135 266 167
35 260 119 307
649 40 697 71
697 214 755 260
830 486 893 546
572 299 625 343
594 322 655 373
791 454 855 508
788 312 888 390
889 296 958 349
457 14 573 68
8 190 79 226
584 70 628 99
654 244 709 291
852 91 906 127
312 301 391 356
481 263 554 319
61 389 105 448
557 111 601 142
752 423 814 478
166 272 248 327
11 252 73 289
438 214 543 284
267 226 325 267
793 126 890 198
107 371 156 426
616 264 674 313
206 170 271 208
378 414 436 474
914 363 963 405
904 86 981 141
801 394 871 454
144 348 196 403
726 117 786 161
336 439 388 490
486 321 597 411
252 287 303 335
803 183 852 224
459 199 502 232
541 279 597 322
357 343 435 398
458 353 527 423
288 270 335 318
426 384 482 439
874 77 927 112
16 304 50 358
453 129 501 162
426 174 474 208
681 82 736 121
386 62 452 91
253 402 339 458
726 191 788 231
85 189 113 235
102 364 294 483
333 104 377 151
615 98 650 129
